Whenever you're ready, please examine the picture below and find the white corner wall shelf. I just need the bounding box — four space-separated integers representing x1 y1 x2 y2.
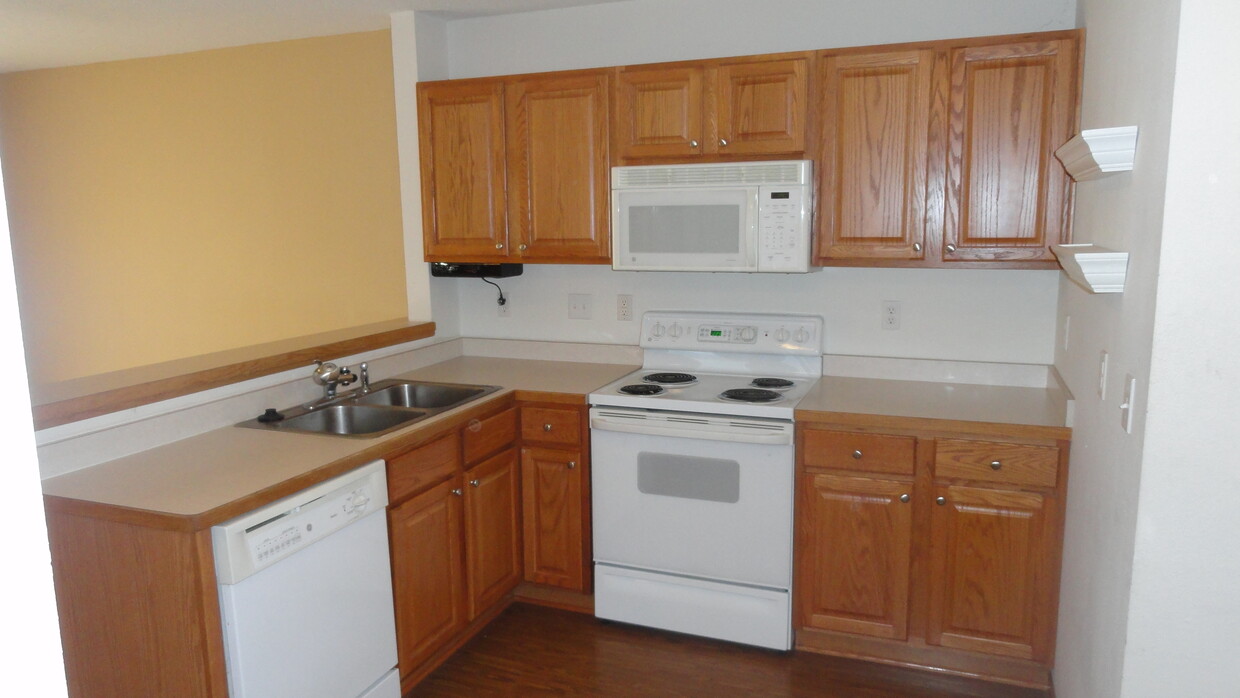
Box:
1055 126 1139 181
1051 244 1129 294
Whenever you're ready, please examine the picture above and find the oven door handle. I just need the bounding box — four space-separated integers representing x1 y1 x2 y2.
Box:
590 413 793 445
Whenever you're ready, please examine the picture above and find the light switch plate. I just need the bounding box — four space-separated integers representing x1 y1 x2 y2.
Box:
1119 374 1137 433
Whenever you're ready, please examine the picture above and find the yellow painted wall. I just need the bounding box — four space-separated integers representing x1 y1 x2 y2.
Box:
0 31 408 384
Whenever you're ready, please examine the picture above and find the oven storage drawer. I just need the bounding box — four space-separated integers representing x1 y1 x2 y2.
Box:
594 563 792 650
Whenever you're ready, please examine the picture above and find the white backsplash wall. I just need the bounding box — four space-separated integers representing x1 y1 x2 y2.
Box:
442 265 1060 365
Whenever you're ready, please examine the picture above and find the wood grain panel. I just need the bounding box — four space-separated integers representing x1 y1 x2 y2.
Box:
521 447 584 590
506 71 611 263
464 447 522 619
46 513 228 698
389 478 467 677
463 406 517 465
801 428 916 475
815 50 932 261
520 405 582 447
613 65 705 159
942 39 1077 262
935 439 1059 488
387 430 461 506
798 473 914 640
716 56 808 155
418 79 509 260
927 485 1056 661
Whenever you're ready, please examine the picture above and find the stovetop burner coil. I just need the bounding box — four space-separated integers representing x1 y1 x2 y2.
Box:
619 384 665 396
642 372 698 385
719 388 783 403
751 377 795 389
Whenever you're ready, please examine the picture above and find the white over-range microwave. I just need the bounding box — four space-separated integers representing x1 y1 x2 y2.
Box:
610 160 813 273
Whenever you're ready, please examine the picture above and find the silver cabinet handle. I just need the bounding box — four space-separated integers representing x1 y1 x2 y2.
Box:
719 138 729 146
451 488 463 496
495 243 504 249
913 242 923 252
543 424 553 432
567 461 576 469
852 450 863 460
936 496 946 505
689 140 700 148
468 419 482 432
945 244 957 253
518 244 528 251
469 479 480 488
990 460 1002 470
899 493 910 503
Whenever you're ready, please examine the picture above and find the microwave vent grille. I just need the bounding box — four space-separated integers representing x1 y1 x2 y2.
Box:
613 160 810 188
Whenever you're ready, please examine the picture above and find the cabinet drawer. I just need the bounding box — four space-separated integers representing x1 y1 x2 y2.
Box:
463 407 518 465
801 429 915 475
387 431 460 504
521 406 581 446
935 439 1059 488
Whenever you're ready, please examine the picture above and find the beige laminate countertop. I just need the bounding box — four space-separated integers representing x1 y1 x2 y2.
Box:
41 357 636 528
796 375 1072 438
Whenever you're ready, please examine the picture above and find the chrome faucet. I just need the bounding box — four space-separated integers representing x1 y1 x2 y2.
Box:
358 362 370 394
311 360 358 400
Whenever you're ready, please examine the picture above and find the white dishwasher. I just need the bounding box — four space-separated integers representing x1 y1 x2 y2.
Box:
212 460 400 698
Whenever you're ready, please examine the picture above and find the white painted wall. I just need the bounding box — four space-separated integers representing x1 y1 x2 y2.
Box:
1119 0 1240 693
422 0 1077 365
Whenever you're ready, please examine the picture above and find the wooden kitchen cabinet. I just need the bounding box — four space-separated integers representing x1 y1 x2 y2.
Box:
794 422 1071 688
463 447 523 619
613 54 809 162
419 70 612 264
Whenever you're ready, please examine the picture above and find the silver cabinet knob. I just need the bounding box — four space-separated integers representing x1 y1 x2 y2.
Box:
689 140 700 148
567 461 576 469
913 242 923 252
936 496 946 505
468 419 482 433
469 479 480 488
451 488 463 496
852 450 863 460
495 243 504 249
899 493 910 503
719 138 729 146
543 423 553 432
518 244 528 251
945 244 957 254
990 460 1002 470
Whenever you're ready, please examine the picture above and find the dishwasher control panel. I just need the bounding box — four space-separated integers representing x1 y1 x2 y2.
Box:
212 460 388 584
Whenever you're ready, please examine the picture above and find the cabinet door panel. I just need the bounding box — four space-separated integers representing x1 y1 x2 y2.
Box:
389 478 465 676
815 50 932 261
797 473 913 640
943 39 1077 262
417 80 508 260
464 447 522 619
521 447 585 590
613 66 705 159
507 72 611 262
716 57 808 155
927 484 1057 661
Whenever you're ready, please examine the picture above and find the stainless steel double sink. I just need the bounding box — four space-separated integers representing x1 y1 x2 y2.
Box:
238 379 501 438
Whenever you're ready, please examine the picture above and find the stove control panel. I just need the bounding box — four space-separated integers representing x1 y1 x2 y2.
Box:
642 311 823 355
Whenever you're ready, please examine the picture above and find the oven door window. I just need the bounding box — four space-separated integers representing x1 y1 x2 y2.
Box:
612 187 758 270
637 452 740 504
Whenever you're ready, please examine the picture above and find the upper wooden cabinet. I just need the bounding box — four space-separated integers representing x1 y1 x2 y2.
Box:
418 70 611 264
815 49 934 262
613 54 809 162
942 38 1079 263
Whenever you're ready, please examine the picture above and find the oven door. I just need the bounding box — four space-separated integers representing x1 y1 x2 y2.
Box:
611 187 759 271
589 407 793 588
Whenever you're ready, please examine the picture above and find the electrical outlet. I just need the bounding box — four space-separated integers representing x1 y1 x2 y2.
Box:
1098 350 1108 398
497 293 510 317
882 301 901 330
568 293 592 320
617 294 634 321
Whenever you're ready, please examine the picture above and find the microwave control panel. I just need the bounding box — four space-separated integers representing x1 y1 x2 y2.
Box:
756 185 810 273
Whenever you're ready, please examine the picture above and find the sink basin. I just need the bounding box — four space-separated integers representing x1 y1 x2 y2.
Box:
276 404 428 437
352 380 494 410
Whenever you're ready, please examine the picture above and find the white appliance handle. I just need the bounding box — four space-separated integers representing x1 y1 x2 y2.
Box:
590 412 793 445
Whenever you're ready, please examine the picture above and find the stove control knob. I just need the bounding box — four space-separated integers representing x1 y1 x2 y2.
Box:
774 328 791 342
794 327 810 344
652 322 666 338
739 326 758 342
668 323 684 338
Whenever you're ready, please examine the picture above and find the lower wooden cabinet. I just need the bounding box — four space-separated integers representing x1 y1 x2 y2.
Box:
795 422 1070 688
521 446 585 590
463 447 523 619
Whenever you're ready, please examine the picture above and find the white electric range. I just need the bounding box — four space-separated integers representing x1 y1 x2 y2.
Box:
589 311 823 651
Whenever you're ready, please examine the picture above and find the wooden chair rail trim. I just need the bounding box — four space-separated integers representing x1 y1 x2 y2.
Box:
31 319 435 430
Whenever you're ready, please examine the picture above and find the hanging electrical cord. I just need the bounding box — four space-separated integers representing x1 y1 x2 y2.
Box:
480 276 507 307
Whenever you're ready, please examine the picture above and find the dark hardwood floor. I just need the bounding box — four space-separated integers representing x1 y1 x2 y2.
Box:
409 603 1050 697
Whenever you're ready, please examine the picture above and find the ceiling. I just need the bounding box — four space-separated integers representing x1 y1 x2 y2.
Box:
0 0 630 73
